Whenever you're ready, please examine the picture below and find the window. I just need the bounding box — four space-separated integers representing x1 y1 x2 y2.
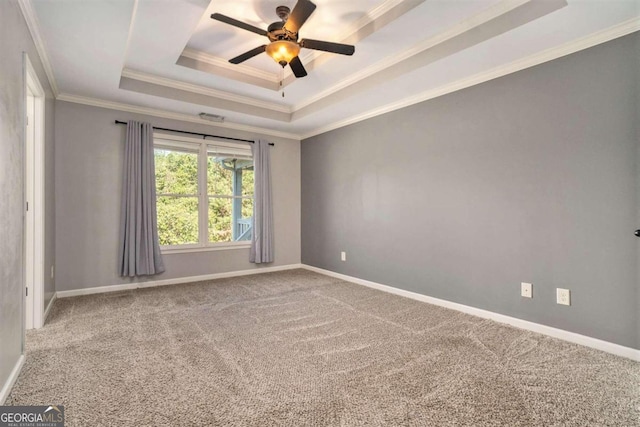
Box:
154 135 254 251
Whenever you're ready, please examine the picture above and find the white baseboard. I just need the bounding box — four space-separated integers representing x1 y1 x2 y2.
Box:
56 264 304 298
302 264 640 362
0 355 25 405
43 293 57 323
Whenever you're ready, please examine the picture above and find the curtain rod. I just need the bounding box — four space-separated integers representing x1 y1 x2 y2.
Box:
114 120 274 146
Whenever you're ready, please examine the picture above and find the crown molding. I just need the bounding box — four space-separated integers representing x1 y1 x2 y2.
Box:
58 16 640 142
180 48 279 83
120 0 139 71
176 54 281 91
287 0 423 83
17 0 59 97
180 0 423 88
170 0 521 118
121 68 292 114
56 93 301 140
293 0 531 112
340 0 412 42
301 16 640 140
296 0 423 75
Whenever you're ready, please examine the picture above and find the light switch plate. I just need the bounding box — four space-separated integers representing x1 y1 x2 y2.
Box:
521 282 532 298
556 288 570 306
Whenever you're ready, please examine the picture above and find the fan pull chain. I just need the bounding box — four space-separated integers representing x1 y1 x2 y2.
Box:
280 67 285 98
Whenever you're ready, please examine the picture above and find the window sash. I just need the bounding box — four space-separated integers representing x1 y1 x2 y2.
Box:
154 133 253 250
156 193 199 198
206 194 253 199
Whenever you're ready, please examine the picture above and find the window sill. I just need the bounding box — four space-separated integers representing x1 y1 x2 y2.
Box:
161 243 251 255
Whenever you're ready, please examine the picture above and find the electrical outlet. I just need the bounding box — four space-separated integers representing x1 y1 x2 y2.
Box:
51 265 54 279
341 251 346 262
556 288 570 306
521 282 532 298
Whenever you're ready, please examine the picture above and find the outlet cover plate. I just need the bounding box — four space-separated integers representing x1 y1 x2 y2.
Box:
521 282 532 298
340 251 346 262
556 288 571 306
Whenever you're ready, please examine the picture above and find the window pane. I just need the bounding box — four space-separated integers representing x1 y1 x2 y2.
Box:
208 197 254 243
207 156 233 195
236 198 253 242
241 168 254 197
155 148 198 195
208 197 232 243
208 155 253 196
241 198 253 222
157 196 198 245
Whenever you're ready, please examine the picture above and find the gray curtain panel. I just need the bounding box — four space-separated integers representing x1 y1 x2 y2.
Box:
250 139 274 263
118 121 165 276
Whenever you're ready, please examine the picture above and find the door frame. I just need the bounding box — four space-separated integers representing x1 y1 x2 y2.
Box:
24 54 45 330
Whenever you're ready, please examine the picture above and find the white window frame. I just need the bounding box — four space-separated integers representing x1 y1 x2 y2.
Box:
154 133 253 253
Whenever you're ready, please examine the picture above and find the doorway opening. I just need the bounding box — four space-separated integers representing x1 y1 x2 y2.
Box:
24 54 45 330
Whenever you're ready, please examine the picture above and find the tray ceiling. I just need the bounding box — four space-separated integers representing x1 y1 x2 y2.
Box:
25 0 640 139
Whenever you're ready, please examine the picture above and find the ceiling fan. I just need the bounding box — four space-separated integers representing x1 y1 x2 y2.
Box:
211 0 355 78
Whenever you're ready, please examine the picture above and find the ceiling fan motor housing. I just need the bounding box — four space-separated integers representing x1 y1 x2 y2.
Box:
267 21 297 42
268 5 298 42
275 5 290 21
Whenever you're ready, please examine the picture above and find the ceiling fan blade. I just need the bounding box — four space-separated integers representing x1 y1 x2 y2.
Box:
300 39 355 55
229 45 267 64
289 56 307 78
211 13 267 36
284 0 316 34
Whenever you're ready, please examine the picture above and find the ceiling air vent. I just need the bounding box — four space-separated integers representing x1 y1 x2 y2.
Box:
199 113 225 123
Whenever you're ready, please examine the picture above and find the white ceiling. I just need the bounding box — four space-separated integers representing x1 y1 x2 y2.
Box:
26 0 640 139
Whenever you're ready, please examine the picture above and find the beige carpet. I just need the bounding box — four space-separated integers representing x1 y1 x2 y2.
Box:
7 269 640 426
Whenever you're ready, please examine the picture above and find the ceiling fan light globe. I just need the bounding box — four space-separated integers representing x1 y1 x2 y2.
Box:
266 41 300 65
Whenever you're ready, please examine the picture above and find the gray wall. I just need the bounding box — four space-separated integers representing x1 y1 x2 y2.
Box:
55 101 300 291
302 33 640 349
0 0 56 399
